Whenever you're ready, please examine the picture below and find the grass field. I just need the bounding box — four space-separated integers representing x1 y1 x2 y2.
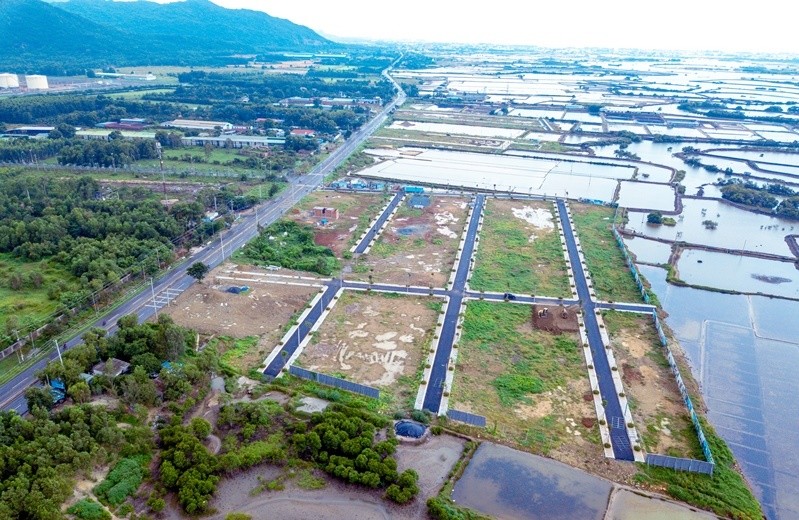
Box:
570 204 643 303
470 199 571 297
636 418 763 520
449 301 597 456
0 254 79 345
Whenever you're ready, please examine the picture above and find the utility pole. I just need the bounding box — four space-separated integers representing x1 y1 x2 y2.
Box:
55 340 64 367
150 277 159 319
155 142 166 202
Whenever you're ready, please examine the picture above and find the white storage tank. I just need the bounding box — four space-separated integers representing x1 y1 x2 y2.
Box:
25 75 48 90
0 73 19 89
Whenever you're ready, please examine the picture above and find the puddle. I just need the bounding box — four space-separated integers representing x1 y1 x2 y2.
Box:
452 443 611 520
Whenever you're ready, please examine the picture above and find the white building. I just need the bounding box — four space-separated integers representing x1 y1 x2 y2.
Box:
25 75 48 90
162 119 233 131
0 73 19 89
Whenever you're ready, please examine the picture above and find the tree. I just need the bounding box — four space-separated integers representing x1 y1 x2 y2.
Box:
25 386 54 410
203 141 214 160
119 366 158 407
187 262 209 283
68 381 91 403
646 212 664 225
190 417 211 439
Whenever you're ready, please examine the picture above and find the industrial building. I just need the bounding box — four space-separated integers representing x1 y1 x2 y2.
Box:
181 135 286 148
25 75 48 90
94 72 157 81
162 119 233 131
0 73 19 89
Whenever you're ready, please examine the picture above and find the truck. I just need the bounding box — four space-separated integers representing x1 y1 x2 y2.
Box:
404 186 424 194
49 379 66 405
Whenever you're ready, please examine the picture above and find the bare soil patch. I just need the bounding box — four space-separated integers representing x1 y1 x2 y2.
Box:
604 311 696 458
532 304 580 334
348 196 469 287
296 291 439 412
163 262 318 372
287 191 386 256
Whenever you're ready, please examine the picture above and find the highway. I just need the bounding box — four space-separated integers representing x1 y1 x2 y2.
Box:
0 67 407 415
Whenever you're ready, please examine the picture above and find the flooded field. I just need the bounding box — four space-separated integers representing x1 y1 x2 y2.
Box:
623 236 673 265
452 443 612 520
357 148 620 200
625 199 797 257
616 181 676 211
389 120 525 138
675 249 799 299
641 265 799 520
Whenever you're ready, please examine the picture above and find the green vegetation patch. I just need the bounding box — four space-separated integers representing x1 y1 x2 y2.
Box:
450 301 586 452
94 455 148 506
66 499 111 520
470 200 570 297
571 204 643 302
237 220 340 275
636 418 763 520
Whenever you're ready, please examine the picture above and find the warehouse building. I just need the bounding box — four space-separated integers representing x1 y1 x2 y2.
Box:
162 119 233 131
181 135 286 148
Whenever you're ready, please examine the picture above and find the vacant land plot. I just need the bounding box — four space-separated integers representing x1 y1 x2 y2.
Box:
350 196 469 287
449 302 600 465
287 191 387 256
603 311 695 458
295 291 439 413
470 199 571 297
163 262 318 373
571 204 643 303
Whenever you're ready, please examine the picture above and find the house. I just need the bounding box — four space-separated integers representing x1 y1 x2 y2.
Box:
290 129 316 138
91 358 131 378
311 207 339 219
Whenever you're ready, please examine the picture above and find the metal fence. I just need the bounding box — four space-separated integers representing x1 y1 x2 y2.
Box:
612 227 650 304
289 366 379 399
653 312 715 468
646 454 715 476
447 409 487 427
611 221 716 474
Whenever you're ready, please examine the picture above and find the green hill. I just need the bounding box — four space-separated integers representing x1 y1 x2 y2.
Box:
0 0 333 74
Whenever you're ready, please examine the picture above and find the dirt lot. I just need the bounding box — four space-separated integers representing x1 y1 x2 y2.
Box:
470 199 571 297
296 291 440 412
287 191 387 256
347 196 469 287
163 262 318 373
448 301 604 473
603 311 695 458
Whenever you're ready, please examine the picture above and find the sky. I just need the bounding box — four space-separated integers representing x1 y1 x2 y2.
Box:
149 0 797 54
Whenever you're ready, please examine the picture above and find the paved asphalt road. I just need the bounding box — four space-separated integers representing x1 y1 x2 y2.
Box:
556 199 635 461
422 194 485 414
0 70 407 415
353 191 404 254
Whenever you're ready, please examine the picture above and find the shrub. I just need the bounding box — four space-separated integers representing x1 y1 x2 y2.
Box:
66 499 111 520
410 409 430 425
94 456 146 506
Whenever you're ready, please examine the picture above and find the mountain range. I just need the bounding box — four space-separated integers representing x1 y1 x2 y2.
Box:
0 0 333 75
